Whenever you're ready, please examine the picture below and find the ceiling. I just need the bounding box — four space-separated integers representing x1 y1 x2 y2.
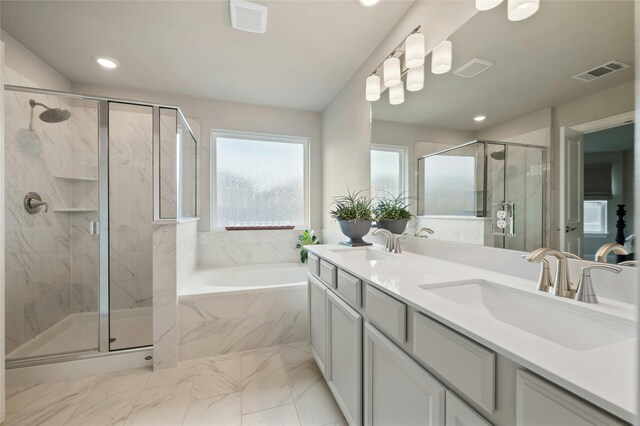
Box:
373 0 634 131
0 0 413 112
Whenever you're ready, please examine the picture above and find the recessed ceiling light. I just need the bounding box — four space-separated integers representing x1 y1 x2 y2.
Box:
95 56 119 69
474 115 486 122
359 0 380 6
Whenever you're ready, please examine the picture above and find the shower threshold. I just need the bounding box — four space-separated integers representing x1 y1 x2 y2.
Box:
7 306 152 360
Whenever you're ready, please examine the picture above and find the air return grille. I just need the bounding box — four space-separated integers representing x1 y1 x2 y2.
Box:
230 0 267 34
572 60 630 82
453 58 494 78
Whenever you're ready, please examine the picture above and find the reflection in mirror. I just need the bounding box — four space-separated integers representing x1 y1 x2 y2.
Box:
370 0 634 262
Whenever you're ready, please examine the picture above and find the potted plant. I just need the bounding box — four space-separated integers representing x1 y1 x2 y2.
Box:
374 193 413 234
329 189 374 246
295 229 322 263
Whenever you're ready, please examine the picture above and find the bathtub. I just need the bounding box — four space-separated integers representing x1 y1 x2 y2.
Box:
180 262 308 296
178 263 309 361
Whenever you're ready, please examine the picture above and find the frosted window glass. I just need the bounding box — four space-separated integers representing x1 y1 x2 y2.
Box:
216 137 305 227
422 155 477 215
371 149 402 199
584 200 607 233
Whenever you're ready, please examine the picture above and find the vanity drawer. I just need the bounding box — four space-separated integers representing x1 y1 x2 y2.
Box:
336 269 362 308
413 312 495 414
365 285 406 343
308 253 320 276
319 260 337 288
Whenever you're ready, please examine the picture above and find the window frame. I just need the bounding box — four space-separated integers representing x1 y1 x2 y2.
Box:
583 200 608 235
370 144 409 200
210 129 310 231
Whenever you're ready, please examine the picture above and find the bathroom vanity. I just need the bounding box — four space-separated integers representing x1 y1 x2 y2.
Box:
306 244 636 426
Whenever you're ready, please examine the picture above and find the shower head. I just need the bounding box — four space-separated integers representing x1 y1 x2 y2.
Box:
490 150 505 160
28 99 71 131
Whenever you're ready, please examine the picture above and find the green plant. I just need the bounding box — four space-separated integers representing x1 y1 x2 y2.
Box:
373 192 413 220
329 189 374 221
295 229 322 263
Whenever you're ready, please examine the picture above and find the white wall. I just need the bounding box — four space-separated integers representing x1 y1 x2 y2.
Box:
71 83 324 232
321 1 478 238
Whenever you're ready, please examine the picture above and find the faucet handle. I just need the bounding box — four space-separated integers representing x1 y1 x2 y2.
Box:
522 254 553 293
575 264 622 304
393 235 407 254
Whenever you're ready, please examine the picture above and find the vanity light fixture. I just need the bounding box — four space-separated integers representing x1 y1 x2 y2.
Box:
366 74 381 101
476 0 503 11
474 115 487 122
359 0 380 6
407 66 424 92
95 56 119 69
507 0 539 21
405 32 425 69
383 57 402 87
431 40 452 74
389 83 404 105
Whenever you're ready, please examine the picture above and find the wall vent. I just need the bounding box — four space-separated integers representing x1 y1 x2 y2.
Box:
230 0 267 34
572 60 630 82
453 58 494 78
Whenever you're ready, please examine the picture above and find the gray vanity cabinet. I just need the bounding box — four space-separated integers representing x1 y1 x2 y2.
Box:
516 370 626 426
364 322 445 426
446 390 492 426
309 276 327 375
326 290 363 426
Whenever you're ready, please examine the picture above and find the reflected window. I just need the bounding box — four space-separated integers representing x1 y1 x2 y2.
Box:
371 145 406 199
584 200 608 234
213 131 308 228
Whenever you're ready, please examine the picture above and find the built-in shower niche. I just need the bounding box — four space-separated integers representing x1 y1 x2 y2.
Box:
416 140 545 251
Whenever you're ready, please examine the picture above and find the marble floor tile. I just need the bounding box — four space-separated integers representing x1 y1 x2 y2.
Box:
4 383 51 423
241 404 301 426
182 392 242 426
279 343 345 426
191 354 242 400
124 381 192 426
240 347 293 415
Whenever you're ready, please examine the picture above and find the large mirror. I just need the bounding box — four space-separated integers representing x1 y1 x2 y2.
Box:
370 0 634 262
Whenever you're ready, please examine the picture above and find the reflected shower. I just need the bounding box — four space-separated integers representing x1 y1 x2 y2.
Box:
28 98 71 131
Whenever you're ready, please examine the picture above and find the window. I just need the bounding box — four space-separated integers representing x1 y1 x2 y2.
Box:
212 131 309 229
584 200 608 234
370 145 407 199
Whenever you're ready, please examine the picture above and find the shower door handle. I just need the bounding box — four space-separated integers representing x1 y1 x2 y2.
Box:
89 221 100 236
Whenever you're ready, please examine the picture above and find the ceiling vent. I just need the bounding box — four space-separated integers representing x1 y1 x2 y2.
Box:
572 60 630 82
230 0 267 34
453 58 494 78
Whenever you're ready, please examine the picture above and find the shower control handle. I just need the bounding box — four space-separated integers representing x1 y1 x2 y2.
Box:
24 192 48 214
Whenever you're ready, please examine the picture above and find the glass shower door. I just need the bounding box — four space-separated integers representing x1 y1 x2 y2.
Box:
4 88 101 360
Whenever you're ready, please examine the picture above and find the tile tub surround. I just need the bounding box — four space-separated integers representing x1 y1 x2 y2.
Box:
4 343 346 426
198 229 305 269
180 285 308 361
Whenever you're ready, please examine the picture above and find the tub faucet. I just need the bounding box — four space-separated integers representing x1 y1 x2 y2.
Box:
525 248 572 298
594 243 628 263
372 229 394 252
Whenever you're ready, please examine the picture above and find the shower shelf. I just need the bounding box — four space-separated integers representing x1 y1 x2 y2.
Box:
53 176 98 182
53 207 98 212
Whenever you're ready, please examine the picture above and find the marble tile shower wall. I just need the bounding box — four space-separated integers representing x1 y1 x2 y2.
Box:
197 230 301 269
4 66 74 353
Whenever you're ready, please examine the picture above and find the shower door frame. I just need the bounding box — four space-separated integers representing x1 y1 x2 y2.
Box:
4 85 197 368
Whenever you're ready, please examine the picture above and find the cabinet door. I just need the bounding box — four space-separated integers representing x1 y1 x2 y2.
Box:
516 370 626 426
326 290 362 426
446 390 492 426
309 277 327 375
364 323 445 426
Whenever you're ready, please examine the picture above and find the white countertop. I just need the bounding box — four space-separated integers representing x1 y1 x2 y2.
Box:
307 244 638 423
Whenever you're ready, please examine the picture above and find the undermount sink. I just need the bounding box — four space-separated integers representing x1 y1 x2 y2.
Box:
329 248 393 262
420 280 636 351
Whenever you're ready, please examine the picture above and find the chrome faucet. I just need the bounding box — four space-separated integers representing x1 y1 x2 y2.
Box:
522 254 553 293
372 228 394 252
525 248 572 298
575 264 622 304
393 235 407 254
595 243 628 263
415 228 434 238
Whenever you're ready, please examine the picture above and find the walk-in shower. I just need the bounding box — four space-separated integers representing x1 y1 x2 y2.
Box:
417 140 546 250
4 82 197 368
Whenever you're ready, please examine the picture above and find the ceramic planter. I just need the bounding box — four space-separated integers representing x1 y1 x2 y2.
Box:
338 219 373 246
376 219 409 235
